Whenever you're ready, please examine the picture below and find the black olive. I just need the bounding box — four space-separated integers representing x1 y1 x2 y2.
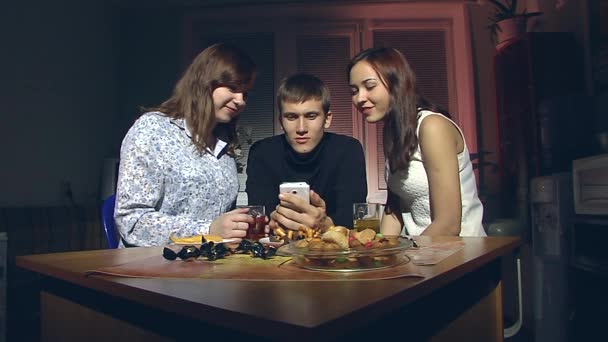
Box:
177 245 201 261
237 239 252 252
214 243 230 258
200 242 213 257
206 249 218 261
265 246 277 258
162 247 178 260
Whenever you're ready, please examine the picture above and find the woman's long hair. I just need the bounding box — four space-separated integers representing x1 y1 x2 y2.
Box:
147 43 256 155
348 47 449 173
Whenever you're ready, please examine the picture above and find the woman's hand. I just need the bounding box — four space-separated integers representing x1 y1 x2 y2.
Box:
209 208 255 239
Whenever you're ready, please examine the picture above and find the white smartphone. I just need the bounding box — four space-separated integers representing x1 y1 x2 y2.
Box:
279 182 310 204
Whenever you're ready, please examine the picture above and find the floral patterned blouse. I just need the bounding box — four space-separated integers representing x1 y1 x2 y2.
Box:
114 112 239 247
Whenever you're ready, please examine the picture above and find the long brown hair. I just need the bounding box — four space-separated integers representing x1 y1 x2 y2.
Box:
348 47 449 172
148 43 256 155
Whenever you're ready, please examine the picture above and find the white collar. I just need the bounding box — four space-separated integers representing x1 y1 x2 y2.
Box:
185 122 227 158
209 140 228 157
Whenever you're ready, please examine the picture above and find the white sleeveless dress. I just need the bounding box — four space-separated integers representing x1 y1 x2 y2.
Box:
386 110 486 237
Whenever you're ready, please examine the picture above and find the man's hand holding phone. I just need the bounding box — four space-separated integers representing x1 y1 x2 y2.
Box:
269 182 334 233
279 182 310 204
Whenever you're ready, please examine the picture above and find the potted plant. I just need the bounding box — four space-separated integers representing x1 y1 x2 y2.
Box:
487 0 543 47
235 125 254 173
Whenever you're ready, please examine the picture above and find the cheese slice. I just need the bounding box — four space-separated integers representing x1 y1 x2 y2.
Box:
170 234 223 244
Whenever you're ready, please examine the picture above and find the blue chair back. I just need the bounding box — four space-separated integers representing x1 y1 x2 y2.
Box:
101 194 119 248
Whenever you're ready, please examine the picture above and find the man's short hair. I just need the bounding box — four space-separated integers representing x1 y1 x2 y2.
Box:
276 73 331 115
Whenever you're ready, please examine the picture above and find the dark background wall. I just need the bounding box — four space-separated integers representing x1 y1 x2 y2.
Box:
115 8 183 157
0 1 184 207
1 0 119 207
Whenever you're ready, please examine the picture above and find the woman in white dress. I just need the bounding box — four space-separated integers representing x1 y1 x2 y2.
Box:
348 47 485 237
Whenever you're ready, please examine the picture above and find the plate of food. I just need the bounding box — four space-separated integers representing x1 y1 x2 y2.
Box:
169 234 238 245
278 226 413 272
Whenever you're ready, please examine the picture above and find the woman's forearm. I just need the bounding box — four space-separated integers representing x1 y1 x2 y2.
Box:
380 212 402 235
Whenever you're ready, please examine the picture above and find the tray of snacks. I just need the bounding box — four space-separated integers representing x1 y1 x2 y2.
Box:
278 226 414 272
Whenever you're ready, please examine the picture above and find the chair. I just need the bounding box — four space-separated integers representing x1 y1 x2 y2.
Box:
101 194 119 249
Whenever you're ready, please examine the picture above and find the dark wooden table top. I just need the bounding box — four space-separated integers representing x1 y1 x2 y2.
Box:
17 236 520 339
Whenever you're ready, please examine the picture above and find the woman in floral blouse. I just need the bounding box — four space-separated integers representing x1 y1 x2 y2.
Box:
114 43 257 247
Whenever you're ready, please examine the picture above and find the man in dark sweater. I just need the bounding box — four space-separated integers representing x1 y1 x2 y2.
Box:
245 73 367 232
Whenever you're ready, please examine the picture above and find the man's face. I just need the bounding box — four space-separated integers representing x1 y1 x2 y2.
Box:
280 99 332 154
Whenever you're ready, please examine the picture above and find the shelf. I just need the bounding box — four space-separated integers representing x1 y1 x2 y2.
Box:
570 256 608 276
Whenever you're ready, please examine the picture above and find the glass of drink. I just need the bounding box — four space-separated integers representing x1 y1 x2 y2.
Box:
353 203 381 232
238 205 266 241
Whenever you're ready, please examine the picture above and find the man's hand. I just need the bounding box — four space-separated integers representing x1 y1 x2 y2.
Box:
269 190 334 232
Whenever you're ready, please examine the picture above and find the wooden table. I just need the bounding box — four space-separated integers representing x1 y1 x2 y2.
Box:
16 236 520 342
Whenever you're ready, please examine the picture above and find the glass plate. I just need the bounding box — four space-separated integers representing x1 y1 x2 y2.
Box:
278 236 413 272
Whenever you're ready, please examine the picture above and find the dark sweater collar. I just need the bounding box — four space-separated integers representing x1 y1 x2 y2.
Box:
284 133 328 166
